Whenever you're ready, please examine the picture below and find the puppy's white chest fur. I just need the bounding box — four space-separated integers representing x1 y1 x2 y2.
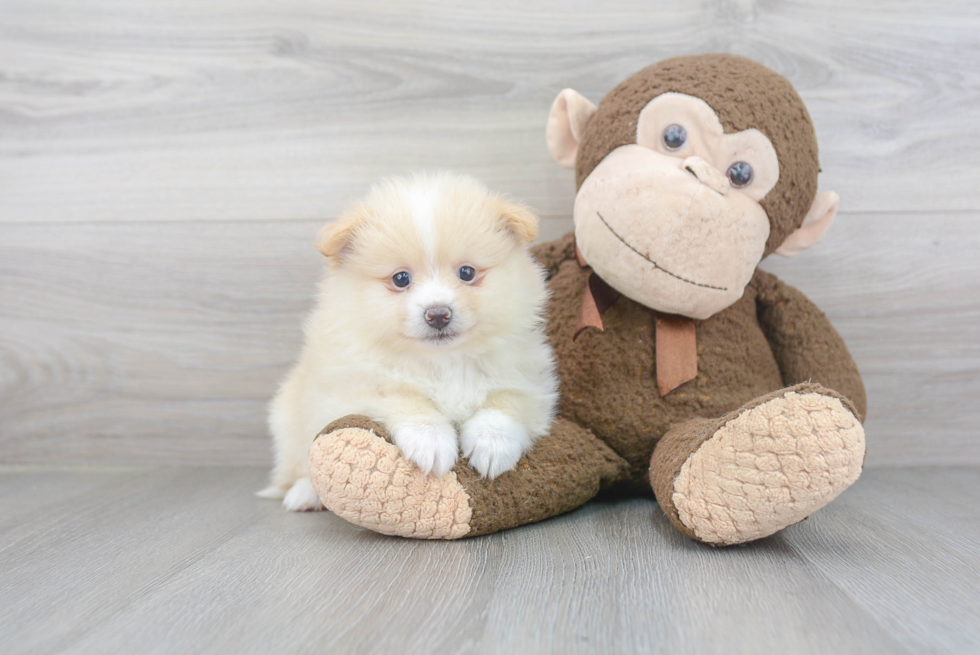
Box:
402 357 495 424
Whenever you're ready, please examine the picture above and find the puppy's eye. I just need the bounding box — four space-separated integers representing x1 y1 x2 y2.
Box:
662 124 687 151
458 266 476 283
727 161 754 188
391 271 411 289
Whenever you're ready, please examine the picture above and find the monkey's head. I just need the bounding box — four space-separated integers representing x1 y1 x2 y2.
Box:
547 54 838 320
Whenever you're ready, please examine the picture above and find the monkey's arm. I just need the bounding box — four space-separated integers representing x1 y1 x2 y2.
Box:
753 269 868 421
531 231 577 280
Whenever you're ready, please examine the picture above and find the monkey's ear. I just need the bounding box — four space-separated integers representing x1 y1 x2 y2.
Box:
775 192 839 257
499 201 539 243
316 207 367 258
547 89 598 169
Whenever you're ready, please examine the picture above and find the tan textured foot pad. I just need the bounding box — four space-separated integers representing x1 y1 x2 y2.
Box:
309 427 473 539
672 390 866 545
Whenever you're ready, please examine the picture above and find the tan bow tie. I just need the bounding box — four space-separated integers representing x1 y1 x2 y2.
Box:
574 246 698 397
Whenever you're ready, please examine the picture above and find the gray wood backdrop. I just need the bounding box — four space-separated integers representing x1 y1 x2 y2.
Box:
1 0 978 467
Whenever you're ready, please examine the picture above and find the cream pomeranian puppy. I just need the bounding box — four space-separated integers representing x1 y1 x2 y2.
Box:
259 172 558 511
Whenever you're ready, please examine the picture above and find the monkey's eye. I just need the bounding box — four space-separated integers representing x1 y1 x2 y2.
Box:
391 271 411 289
727 161 754 188
662 124 687 151
458 265 476 283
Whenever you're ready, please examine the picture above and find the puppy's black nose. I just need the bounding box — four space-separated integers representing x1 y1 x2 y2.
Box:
424 306 453 330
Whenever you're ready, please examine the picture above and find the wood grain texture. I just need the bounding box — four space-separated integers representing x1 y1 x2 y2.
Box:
761 212 980 466
2 212 977 466
1 0 978 466
0 0 978 222
0 466 977 654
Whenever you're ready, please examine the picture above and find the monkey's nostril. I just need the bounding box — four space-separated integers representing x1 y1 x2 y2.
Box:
682 157 728 195
424 306 453 330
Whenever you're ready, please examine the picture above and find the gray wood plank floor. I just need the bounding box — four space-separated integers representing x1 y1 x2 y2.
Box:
1 466 977 654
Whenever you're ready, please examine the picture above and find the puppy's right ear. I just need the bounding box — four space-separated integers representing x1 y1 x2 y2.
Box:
546 89 597 169
499 201 539 243
316 207 366 258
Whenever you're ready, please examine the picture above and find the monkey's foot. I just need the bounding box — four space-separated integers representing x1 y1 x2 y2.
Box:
654 384 866 545
309 416 473 539
310 415 629 540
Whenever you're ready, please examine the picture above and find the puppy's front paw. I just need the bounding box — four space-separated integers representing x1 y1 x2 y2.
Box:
392 421 459 477
461 410 532 479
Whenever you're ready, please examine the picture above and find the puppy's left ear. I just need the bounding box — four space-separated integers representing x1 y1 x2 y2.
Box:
316 207 366 258
499 202 539 243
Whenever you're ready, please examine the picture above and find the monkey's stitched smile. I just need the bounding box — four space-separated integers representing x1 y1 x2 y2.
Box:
595 211 728 291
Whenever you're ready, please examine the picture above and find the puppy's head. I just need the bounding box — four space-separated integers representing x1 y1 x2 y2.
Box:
317 172 544 353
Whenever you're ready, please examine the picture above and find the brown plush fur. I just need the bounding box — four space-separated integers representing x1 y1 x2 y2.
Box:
537 233 866 494
575 54 820 256
316 413 628 537
456 417 628 536
320 414 394 443
313 239 867 542
309 55 867 545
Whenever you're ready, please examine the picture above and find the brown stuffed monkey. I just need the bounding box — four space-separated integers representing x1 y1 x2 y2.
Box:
308 54 867 546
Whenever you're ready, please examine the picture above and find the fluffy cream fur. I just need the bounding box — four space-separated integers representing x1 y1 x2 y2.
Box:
260 172 558 510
